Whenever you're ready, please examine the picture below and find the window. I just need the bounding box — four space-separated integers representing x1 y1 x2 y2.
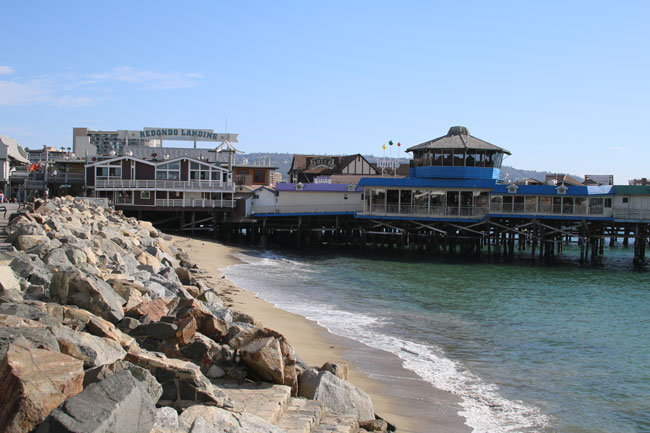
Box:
622 197 629 204
344 194 348 200
605 198 612 208
140 191 150 199
253 170 266 184
156 161 180 180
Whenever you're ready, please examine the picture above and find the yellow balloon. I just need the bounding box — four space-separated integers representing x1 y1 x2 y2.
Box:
382 145 387 149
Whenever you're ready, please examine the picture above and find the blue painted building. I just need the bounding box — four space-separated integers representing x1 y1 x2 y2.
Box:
358 126 615 221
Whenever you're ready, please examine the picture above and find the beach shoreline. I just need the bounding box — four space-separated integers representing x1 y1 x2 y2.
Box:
170 234 471 433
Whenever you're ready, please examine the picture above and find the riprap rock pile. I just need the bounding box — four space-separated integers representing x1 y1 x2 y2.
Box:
0 197 391 433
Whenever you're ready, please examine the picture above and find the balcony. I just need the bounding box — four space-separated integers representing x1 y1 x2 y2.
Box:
114 198 235 208
252 203 363 215
95 179 234 192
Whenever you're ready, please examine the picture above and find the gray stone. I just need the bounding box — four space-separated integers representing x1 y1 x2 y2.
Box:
0 288 24 303
118 317 140 330
134 322 178 340
10 253 53 287
175 267 192 285
43 247 73 270
83 360 163 404
298 369 374 421
49 326 126 368
320 361 350 381
178 405 287 433
153 407 179 431
37 370 156 433
50 269 125 323
0 326 60 359
198 290 224 308
65 247 87 265
0 302 61 327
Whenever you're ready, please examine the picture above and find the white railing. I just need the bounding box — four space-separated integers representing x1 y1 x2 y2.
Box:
252 204 363 214
613 208 650 221
154 199 235 208
95 179 234 191
489 203 603 216
366 204 488 218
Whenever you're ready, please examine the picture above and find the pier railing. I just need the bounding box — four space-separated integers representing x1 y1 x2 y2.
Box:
95 179 234 192
113 198 235 208
489 203 604 216
366 204 489 218
252 204 363 214
613 208 650 221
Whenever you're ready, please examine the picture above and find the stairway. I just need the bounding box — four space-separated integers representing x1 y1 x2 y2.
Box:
219 382 360 433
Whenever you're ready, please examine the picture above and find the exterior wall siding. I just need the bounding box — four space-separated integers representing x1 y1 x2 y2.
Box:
278 191 362 207
135 162 154 180
181 160 189 181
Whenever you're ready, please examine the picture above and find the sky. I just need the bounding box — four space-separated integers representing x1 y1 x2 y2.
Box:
1 1 649 182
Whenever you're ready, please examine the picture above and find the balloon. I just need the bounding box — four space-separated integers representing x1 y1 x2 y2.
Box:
382 145 387 150
397 142 401 147
389 140 393 145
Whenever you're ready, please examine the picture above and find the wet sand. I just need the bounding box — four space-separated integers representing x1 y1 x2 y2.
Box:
170 234 470 433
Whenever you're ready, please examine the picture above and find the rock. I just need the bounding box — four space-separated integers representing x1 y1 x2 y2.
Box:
174 315 197 345
64 247 87 265
232 328 298 394
299 369 374 421
0 302 61 327
321 361 349 381
359 419 389 432
153 407 179 431
205 365 226 379
0 289 23 303
43 247 74 270
0 326 60 359
0 338 84 433
50 269 125 323
136 251 162 272
175 267 192 285
49 326 126 368
125 347 234 409
10 253 51 287
173 298 229 342
180 332 234 368
199 290 224 308
0 265 20 291
231 310 264 328
134 322 178 340
118 317 140 331
16 234 50 251
178 405 287 433
126 298 169 322
37 370 156 433
83 360 163 404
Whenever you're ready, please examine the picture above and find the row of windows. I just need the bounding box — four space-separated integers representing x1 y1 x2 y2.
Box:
411 149 504 168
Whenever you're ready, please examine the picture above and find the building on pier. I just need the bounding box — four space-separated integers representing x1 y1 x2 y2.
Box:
288 154 379 183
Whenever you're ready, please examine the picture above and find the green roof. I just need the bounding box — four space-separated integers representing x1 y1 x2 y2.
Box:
613 185 650 195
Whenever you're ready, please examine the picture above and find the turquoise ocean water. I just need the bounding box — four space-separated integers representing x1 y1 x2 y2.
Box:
225 246 650 433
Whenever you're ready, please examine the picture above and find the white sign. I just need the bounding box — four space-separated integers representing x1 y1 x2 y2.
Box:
119 128 238 143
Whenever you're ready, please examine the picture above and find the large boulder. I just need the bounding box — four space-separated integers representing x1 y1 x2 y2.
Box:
0 302 61 327
83 360 163 404
0 338 84 433
50 269 125 323
126 298 169 322
178 405 287 433
0 326 60 359
49 326 126 368
299 369 374 421
173 298 229 342
36 370 155 433
230 327 298 394
125 347 235 410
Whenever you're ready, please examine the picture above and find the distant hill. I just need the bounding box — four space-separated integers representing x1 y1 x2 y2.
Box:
236 152 580 183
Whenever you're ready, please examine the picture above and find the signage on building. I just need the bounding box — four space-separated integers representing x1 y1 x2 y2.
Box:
119 128 238 143
309 157 336 169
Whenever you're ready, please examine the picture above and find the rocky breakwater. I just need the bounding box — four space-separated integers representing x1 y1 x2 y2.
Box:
0 197 393 433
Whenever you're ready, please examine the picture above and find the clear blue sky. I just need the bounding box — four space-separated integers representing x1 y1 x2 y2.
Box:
1 1 648 182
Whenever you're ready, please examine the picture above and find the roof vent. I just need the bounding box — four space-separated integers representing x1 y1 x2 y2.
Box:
447 126 470 136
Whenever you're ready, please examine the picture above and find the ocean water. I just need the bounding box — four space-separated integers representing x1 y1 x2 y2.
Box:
224 246 650 433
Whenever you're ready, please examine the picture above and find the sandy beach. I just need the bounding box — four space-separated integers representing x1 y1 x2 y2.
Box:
170 234 470 433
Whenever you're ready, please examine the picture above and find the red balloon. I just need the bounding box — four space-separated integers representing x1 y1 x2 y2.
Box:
397 142 401 147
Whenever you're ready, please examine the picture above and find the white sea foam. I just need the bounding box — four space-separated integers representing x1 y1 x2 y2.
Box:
225 254 552 433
